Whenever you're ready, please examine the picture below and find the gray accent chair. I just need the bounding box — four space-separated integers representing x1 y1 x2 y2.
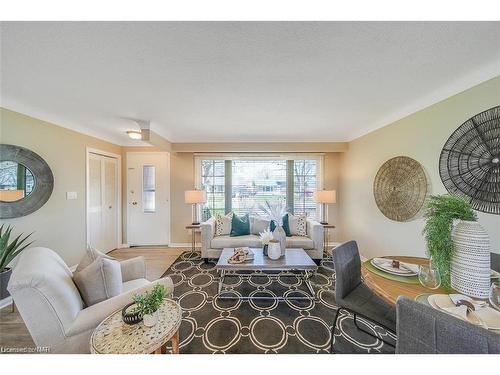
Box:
330 240 396 352
491 252 500 272
396 296 500 354
8 247 174 353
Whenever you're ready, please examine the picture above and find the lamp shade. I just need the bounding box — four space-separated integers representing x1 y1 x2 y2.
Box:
313 190 336 204
184 190 207 204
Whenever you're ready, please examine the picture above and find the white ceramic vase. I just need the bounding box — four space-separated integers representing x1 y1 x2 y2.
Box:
268 240 281 260
143 311 158 327
451 220 491 299
273 225 287 256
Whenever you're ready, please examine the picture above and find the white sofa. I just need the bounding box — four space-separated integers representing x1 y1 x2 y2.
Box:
7 247 174 353
200 216 324 262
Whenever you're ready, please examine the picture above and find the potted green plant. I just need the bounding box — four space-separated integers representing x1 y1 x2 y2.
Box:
132 284 167 327
0 225 34 299
422 194 477 290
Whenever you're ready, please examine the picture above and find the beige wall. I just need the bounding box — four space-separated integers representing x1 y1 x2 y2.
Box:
1 108 122 266
338 76 500 258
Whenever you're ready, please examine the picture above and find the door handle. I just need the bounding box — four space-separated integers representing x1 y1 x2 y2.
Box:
132 202 138 205
108 205 112 209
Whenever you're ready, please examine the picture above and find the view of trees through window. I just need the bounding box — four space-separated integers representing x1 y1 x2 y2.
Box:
200 158 319 221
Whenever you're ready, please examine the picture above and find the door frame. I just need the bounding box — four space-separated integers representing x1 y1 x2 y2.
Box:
86 147 122 252
126 151 171 246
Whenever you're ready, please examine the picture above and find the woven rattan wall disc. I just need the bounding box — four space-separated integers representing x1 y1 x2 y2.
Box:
439 106 500 215
373 156 427 221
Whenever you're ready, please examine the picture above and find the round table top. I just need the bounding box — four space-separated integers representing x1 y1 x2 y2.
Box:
361 256 449 305
90 299 182 354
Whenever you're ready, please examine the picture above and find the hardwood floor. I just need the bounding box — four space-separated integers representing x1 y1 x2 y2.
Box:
0 247 189 352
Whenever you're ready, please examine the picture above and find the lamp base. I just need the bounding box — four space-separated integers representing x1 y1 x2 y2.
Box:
320 221 329 225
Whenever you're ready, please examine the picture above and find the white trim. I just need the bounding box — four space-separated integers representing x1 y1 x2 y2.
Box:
0 296 13 309
86 147 122 253
170 243 195 248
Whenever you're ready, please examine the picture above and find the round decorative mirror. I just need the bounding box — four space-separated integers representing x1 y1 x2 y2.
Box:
0 144 54 219
0 161 36 202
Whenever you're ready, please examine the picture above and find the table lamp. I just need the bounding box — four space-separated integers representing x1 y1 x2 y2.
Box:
185 190 207 225
313 190 336 225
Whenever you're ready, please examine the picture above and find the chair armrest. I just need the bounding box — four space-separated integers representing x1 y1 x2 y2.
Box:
66 277 174 337
307 219 324 251
120 256 147 282
200 217 216 254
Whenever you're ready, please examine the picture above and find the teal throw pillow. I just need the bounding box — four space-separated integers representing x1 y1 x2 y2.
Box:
230 213 250 237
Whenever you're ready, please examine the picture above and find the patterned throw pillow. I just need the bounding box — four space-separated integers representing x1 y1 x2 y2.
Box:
215 212 233 236
287 213 307 236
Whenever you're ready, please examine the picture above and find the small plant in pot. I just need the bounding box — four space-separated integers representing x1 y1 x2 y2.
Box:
132 284 167 327
0 225 34 300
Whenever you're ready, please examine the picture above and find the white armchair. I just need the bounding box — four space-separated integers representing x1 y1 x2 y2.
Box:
7 247 174 353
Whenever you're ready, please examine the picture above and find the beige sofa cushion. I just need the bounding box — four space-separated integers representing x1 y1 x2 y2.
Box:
211 234 262 249
250 216 270 235
73 257 123 306
286 236 314 249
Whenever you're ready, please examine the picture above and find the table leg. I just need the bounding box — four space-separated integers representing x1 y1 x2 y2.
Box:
154 347 162 354
191 228 196 252
218 270 225 295
323 228 327 253
171 330 180 354
160 343 167 354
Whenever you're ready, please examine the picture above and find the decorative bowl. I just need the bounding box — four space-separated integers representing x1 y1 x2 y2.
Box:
121 302 142 325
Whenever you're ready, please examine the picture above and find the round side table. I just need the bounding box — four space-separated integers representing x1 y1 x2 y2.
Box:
90 299 182 354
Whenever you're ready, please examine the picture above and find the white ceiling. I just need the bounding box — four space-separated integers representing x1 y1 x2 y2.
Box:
1 22 499 145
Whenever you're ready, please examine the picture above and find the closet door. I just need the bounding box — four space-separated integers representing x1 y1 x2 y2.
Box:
88 153 118 252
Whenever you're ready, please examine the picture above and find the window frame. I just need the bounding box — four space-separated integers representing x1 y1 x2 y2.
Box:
194 153 324 219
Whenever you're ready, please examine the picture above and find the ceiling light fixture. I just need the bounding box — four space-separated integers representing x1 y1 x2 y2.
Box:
126 130 142 140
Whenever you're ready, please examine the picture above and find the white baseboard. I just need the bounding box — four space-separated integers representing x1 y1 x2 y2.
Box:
119 243 129 249
0 296 13 309
169 243 195 248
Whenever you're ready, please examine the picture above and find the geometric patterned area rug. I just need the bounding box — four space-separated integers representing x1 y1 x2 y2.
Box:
161 250 395 354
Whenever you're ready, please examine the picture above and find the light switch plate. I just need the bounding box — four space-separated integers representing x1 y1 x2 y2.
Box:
66 192 77 200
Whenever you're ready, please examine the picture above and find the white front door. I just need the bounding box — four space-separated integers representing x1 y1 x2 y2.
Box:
88 152 119 252
127 152 170 246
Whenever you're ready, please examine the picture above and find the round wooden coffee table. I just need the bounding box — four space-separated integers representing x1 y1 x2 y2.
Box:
90 299 182 354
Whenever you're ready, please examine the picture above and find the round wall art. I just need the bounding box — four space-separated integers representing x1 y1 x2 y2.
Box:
373 156 428 222
439 106 500 215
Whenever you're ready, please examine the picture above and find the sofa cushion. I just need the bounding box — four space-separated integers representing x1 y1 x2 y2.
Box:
250 216 270 235
230 213 251 236
211 235 262 249
286 236 314 249
288 213 307 236
73 257 123 306
215 212 233 236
